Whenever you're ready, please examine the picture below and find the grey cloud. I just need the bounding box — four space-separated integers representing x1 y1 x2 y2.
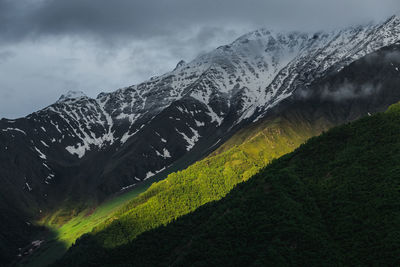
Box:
0 50 15 63
384 51 400 63
295 81 383 102
363 50 400 65
0 0 399 45
321 82 382 102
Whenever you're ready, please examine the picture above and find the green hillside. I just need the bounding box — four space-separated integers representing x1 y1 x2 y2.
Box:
72 112 329 250
16 182 153 267
57 102 400 266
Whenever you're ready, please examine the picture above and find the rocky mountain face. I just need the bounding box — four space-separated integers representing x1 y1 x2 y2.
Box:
1 15 400 264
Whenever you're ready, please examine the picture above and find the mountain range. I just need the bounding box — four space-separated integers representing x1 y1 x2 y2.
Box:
2 15 400 266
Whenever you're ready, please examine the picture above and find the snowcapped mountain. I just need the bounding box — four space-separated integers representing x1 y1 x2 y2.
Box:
1 15 400 223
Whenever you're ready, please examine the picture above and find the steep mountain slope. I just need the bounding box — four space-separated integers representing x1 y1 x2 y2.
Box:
48 42 400 265
56 102 400 266
2 16 400 265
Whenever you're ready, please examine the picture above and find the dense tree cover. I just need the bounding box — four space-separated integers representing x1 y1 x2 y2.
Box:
56 102 400 266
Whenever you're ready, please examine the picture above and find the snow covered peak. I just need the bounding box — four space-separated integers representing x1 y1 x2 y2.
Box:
385 14 400 24
31 15 400 159
174 60 186 71
89 15 400 128
57 90 88 102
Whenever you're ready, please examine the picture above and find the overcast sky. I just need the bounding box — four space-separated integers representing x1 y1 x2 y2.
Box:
0 0 399 119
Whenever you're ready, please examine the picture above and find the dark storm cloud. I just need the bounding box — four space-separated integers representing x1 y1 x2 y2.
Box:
0 0 248 43
1 0 399 44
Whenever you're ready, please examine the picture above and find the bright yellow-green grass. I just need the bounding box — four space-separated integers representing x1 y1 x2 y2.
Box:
20 184 151 267
47 187 146 246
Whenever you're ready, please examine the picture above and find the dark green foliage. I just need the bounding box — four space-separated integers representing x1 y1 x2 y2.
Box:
55 104 400 266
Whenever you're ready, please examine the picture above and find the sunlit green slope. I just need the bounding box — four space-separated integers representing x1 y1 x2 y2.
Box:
18 184 150 267
67 109 333 250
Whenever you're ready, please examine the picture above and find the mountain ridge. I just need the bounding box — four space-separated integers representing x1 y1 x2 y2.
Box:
2 15 400 265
